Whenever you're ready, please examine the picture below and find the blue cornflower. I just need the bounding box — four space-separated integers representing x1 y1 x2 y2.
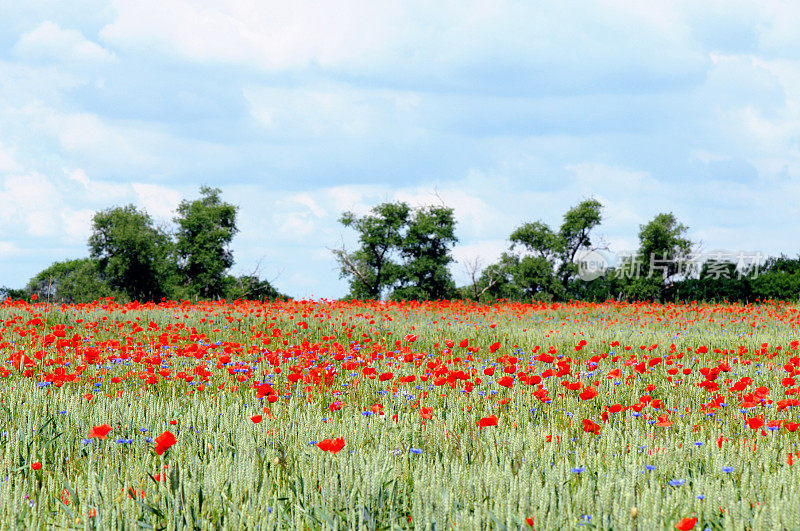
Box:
409 448 423 454
571 467 586 473
668 479 685 487
722 466 733 473
645 465 656 471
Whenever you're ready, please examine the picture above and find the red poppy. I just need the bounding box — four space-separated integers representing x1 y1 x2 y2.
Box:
582 418 601 435
251 415 262 423
579 387 598 400
489 342 501 353
318 437 345 454
675 517 697 530
87 424 112 440
31 462 42 470
155 430 177 455
785 421 800 432
478 415 498 429
746 415 764 430
497 376 514 388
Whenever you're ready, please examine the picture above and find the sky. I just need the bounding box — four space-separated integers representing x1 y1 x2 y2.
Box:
1 1 799 299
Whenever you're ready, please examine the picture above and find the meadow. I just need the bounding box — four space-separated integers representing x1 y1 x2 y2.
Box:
1 297 799 530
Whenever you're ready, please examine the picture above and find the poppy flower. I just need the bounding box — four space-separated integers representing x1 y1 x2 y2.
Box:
251 415 262 423
31 462 42 470
497 376 514 388
675 517 697 530
478 415 498 429
317 437 345 454
87 424 112 440
746 415 764 430
155 430 177 455
582 419 601 435
579 387 598 400
785 421 800 432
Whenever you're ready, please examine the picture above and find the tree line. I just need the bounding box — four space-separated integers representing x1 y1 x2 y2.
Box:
1 187 285 304
1 190 798 303
334 199 800 303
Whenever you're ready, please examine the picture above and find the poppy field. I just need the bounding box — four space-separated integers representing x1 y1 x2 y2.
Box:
1 297 800 529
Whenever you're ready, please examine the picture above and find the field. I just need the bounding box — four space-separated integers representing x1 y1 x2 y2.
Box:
1 298 799 530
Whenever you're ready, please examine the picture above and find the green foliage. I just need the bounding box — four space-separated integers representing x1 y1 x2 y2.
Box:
88 205 174 302
336 202 458 300
479 199 603 302
392 205 458 301
0 286 27 301
334 202 410 300
556 198 603 288
174 187 239 300
636 212 692 280
750 255 800 301
24 258 120 304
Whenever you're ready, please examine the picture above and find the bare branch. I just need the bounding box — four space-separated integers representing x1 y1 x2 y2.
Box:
330 247 370 287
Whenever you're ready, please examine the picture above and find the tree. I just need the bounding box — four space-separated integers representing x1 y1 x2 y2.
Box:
174 187 238 300
750 255 800 301
89 205 173 302
392 205 458 300
556 199 603 291
334 202 458 300
333 202 410 300
0 286 26 301
622 212 693 301
25 258 118 303
504 198 603 300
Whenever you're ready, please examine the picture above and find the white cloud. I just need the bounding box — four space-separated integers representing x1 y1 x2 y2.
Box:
244 83 422 139
0 143 19 172
101 0 403 70
132 183 182 221
13 21 115 64
100 0 708 95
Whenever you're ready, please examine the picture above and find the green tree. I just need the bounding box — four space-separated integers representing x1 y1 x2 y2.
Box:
334 202 458 300
0 286 26 301
392 205 458 300
333 202 410 300
89 205 173 302
750 255 800 301
174 187 238 300
504 198 603 300
557 199 603 291
622 212 693 301
25 258 119 304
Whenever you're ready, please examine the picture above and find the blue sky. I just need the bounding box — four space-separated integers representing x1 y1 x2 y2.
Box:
1 1 799 299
